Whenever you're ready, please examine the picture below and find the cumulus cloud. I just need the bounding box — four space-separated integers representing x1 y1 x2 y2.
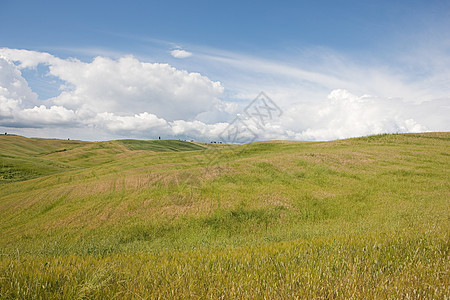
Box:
0 48 58 69
0 57 76 127
48 55 223 121
170 49 193 58
0 47 445 142
95 112 170 136
0 48 226 121
93 111 230 141
0 57 37 105
18 105 77 127
206 89 430 143
0 48 231 138
279 89 429 141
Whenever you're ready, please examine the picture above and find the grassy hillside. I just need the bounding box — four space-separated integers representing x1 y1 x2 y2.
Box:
120 139 205 152
0 136 205 181
0 135 89 182
0 133 448 298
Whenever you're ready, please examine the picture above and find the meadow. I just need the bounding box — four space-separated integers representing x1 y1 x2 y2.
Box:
0 133 448 298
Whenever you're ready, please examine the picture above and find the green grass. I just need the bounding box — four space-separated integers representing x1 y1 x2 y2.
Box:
0 155 71 182
0 135 88 183
120 139 206 152
0 132 449 298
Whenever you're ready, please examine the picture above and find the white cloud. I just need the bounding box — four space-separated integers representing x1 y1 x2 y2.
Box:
18 105 77 127
95 111 170 136
0 56 77 127
0 49 232 138
0 57 37 104
48 55 222 121
93 112 230 141
0 48 58 69
170 49 193 58
200 89 430 143
0 47 447 142
279 89 429 141
0 49 225 121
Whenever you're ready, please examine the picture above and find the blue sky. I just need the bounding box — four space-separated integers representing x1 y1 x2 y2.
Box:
2 0 448 53
0 0 449 141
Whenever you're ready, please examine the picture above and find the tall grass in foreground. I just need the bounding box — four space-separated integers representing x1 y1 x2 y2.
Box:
1 232 448 298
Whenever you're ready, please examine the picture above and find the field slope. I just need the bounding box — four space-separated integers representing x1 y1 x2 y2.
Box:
0 133 449 298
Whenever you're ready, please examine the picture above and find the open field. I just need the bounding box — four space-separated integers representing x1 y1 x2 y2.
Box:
0 133 449 298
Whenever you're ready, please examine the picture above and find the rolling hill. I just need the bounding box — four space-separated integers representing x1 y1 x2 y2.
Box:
0 133 448 298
